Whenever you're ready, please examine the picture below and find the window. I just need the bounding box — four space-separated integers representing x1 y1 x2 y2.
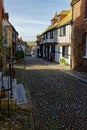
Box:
58 29 60 36
43 35 45 40
57 16 60 22
51 45 55 53
60 26 66 36
85 1 87 18
46 32 48 39
62 46 68 58
50 30 53 39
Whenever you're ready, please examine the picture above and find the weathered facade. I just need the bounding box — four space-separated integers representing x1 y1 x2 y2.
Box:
71 0 87 71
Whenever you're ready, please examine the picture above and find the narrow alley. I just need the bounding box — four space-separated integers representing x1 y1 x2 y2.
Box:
15 56 87 130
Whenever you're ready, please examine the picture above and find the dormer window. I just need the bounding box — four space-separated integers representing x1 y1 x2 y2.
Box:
57 16 60 22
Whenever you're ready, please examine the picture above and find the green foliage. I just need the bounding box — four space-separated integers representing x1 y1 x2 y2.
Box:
16 51 24 60
6 47 10 61
60 58 68 65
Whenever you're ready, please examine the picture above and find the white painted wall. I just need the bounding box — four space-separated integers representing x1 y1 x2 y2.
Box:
57 25 71 43
56 46 71 65
55 45 60 62
39 24 71 65
43 30 57 44
3 19 10 27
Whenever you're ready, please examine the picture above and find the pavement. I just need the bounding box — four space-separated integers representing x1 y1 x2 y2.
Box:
35 57 87 84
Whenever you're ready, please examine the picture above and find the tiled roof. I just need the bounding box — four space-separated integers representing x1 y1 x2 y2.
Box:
57 9 72 27
51 12 58 20
60 10 70 15
40 9 72 35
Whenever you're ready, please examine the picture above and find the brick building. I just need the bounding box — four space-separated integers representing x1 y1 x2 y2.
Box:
0 0 4 38
71 0 87 71
3 13 19 61
0 0 6 70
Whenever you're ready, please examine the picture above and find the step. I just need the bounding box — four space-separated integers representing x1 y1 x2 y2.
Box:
0 98 16 111
16 83 27 105
0 89 8 98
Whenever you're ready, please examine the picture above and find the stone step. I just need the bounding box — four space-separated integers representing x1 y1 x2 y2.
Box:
0 76 28 111
0 98 16 111
0 89 8 98
16 83 27 105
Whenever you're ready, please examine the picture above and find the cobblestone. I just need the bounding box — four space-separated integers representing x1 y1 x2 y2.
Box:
15 56 87 130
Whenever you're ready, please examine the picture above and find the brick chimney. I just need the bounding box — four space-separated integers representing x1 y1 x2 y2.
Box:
4 13 9 21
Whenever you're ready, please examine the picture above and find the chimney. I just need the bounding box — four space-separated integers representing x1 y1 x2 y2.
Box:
4 13 9 21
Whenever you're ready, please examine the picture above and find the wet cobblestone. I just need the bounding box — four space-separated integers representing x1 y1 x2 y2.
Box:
15 57 87 130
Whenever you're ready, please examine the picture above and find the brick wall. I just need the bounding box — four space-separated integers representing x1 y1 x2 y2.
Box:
0 0 3 36
0 0 2 23
72 0 87 71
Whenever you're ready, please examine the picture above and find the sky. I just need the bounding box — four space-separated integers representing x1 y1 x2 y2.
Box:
4 0 70 42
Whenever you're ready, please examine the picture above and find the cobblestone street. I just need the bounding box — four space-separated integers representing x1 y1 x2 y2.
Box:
15 56 87 130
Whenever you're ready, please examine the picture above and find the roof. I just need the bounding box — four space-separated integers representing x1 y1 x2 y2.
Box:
41 9 72 35
51 12 58 21
59 10 69 15
57 9 72 27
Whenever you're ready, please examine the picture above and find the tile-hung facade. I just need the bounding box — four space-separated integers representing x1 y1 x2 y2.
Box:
71 0 87 71
36 9 72 66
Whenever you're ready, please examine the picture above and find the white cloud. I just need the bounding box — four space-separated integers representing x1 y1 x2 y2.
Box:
4 0 70 41
9 16 49 41
10 16 49 26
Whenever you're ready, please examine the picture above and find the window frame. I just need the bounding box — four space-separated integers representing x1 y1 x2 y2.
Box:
62 46 68 58
50 30 53 39
46 32 48 39
60 26 66 36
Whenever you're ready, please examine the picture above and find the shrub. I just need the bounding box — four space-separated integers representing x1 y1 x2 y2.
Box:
60 58 68 65
16 51 24 60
